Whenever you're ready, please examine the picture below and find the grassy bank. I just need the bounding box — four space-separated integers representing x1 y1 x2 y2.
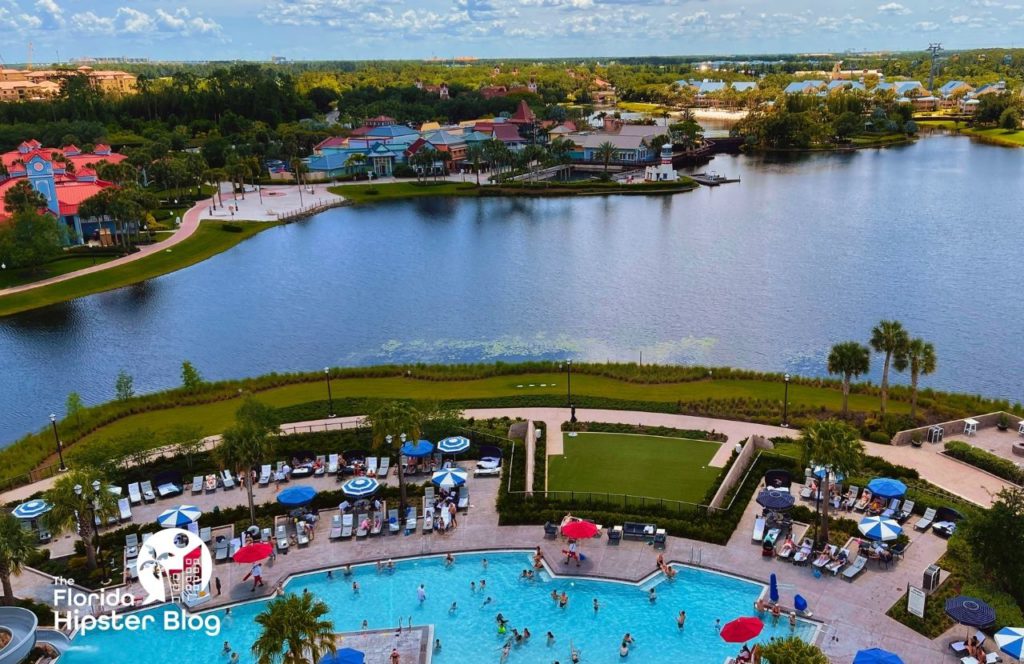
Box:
962 127 1024 147
329 181 478 203
0 221 278 317
329 178 697 204
0 254 117 289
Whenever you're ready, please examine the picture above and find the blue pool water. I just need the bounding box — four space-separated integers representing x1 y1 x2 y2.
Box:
61 552 816 663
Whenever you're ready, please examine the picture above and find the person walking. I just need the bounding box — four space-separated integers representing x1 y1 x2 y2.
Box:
215 577 222 596
250 563 264 591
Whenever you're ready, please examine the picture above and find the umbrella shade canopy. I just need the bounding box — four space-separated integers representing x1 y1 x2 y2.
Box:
769 573 779 603
341 477 380 498
431 468 468 489
277 486 318 507
720 616 764 643
437 436 471 454
321 649 365 664
995 626 1024 660
867 478 908 499
561 521 598 539
400 440 434 458
12 499 51 520
756 489 795 511
233 543 273 564
812 466 845 483
794 595 808 612
853 648 904 664
945 596 997 628
858 516 902 541
156 505 202 528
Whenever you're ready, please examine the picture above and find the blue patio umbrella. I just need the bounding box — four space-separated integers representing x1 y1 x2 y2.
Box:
995 626 1024 660
437 436 471 454
400 439 434 458
12 499 51 520
945 595 996 628
769 573 779 603
858 516 902 541
431 467 467 489
794 594 808 613
156 505 202 528
341 477 380 499
812 466 845 483
853 648 904 664
320 648 365 664
756 489 795 511
867 478 907 499
277 485 317 507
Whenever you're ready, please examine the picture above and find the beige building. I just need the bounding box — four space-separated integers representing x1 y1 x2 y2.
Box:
0 66 136 100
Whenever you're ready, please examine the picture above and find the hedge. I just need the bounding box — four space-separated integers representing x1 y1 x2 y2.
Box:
559 420 724 442
944 441 1024 485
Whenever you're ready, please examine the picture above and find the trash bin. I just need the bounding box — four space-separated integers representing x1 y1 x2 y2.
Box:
923 564 941 592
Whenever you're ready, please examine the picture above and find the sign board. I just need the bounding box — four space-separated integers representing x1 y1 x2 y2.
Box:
908 586 927 618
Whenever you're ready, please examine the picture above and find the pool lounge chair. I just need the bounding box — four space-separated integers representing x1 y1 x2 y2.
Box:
296 524 309 547
475 457 501 477
314 455 326 476
544 522 558 538
157 482 181 498
752 516 766 542
825 548 850 575
422 507 434 534
199 527 212 545
128 482 142 505
608 525 623 544
424 486 435 504
366 457 378 477
275 525 289 551
915 507 937 531
214 536 229 562
205 474 217 493
140 481 156 503
800 481 816 500
841 555 868 581
654 529 667 549
388 508 400 534
378 457 390 478
275 461 288 482
221 470 236 489
458 487 469 511
191 476 203 494
259 465 272 486
854 490 872 512
777 538 796 561
117 497 132 522
881 498 900 519
125 533 139 558
898 500 915 523
405 507 417 533
327 454 339 475
261 527 272 543
355 513 369 538
370 511 383 536
793 539 814 565
842 485 859 510
950 631 988 656
341 513 353 538
813 545 837 568
329 515 343 539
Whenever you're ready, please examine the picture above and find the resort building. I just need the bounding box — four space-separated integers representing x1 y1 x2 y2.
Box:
0 66 136 99
784 80 826 94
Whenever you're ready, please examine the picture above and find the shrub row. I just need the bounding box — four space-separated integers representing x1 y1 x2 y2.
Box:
558 420 722 442
943 441 1024 485
533 421 546 494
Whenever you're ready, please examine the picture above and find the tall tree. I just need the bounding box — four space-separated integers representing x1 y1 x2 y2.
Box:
800 420 863 544
3 180 48 215
465 145 483 185
365 401 422 519
251 592 336 664
44 470 118 570
0 512 37 606
0 211 65 273
964 487 1024 607
219 398 278 524
181 360 203 392
905 337 936 419
869 320 909 416
826 341 871 417
595 141 617 172
66 392 85 433
114 370 134 401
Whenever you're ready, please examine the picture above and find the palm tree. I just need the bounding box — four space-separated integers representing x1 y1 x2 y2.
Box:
44 470 118 570
466 145 483 185
366 401 422 519
595 141 617 172
869 320 909 416
219 398 277 525
905 338 937 419
344 153 366 177
800 420 863 545
252 592 336 664
827 341 871 417
0 512 37 606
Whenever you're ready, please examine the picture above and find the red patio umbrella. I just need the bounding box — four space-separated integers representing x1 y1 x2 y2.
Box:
719 616 764 643
561 520 598 539
233 543 273 564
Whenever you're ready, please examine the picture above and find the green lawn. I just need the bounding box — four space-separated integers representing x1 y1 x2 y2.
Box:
0 221 278 317
963 127 1024 147
547 432 721 503
0 255 117 289
329 181 479 203
616 102 671 114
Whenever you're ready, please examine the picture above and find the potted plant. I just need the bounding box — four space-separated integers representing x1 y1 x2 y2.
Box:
997 413 1010 431
911 432 923 448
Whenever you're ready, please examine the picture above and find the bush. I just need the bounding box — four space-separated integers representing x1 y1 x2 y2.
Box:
867 431 891 445
392 165 417 178
760 636 829 664
15 598 53 626
363 188 379 196
561 421 722 441
220 223 244 233
944 441 1024 484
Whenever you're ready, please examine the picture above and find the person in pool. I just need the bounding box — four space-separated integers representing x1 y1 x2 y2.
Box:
619 640 630 658
222 641 231 654
648 587 657 603
677 610 686 629
547 631 556 646
559 591 569 608
434 639 441 652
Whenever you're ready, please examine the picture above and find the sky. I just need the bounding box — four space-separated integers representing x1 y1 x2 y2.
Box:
0 0 1022 62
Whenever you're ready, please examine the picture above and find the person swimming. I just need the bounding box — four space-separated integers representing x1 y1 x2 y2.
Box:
449 601 457 614
677 610 686 629
547 631 555 646
648 587 657 603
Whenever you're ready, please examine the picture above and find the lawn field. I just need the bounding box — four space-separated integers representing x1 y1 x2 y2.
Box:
547 432 722 504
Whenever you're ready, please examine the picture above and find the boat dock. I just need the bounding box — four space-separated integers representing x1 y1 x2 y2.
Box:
690 172 741 187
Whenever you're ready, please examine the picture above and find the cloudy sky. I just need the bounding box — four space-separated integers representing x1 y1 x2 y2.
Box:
0 0 1021 62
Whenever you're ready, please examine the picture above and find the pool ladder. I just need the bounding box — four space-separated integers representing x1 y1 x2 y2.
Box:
688 546 704 567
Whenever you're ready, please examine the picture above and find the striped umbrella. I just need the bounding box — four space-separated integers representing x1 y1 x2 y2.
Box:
156 505 202 528
995 626 1024 660
945 596 996 629
431 468 467 489
12 499 51 520
858 516 902 541
437 436 471 454
341 477 380 498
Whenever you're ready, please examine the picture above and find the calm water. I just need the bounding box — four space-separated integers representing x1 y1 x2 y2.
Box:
1 135 1022 444
61 552 815 664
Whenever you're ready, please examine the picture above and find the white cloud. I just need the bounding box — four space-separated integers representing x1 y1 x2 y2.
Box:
913 20 939 30
950 13 970 22
117 7 155 33
877 2 911 14
69 5 221 36
71 10 115 33
34 0 63 27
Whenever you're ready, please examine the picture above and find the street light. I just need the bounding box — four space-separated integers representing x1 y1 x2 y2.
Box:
324 367 335 419
782 373 791 428
50 414 68 472
565 359 572 408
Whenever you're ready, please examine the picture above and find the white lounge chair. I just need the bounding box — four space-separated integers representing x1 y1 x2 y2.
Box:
366 457 378 477
214 536 229 562
370 512 383 536
191 476 203 494
205 474 217 493
296 525 309 547
842 555 868 581
341 514 353 538
404 507 417 533
458 488 469 511
424 486 435 504
140 481 156 503
422 506 434 534
356 513 369 538
128 482 142 505
314 456 326 476
327 454 339 475
915 507 937 531
221 469 236 489
259 465 271 486
388 508 400 534
813 544 837 568
475 457 501 477
854 490 872 512
752 516 766 542
329 515 343 539
117 497 132 522
378 457 390 478
125 533 139 558
276 525 289 551
825 548 850 575
199 527 212 545
793 539 814 565
899 500 915 522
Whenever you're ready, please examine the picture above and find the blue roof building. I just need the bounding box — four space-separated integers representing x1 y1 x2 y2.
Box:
731 81 758 92
784 80 825 94
827 80 865 93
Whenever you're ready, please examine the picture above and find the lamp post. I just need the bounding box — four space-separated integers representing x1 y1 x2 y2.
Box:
782 373 791 428
50 413 68 472
565 359 572 407
74 480 102 561
324 367 335 418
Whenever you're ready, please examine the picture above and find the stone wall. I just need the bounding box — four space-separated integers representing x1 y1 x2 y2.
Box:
709 435 771 510
890 411 1023 446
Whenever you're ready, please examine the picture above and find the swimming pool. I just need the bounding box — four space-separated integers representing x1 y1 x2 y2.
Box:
60 551 817 663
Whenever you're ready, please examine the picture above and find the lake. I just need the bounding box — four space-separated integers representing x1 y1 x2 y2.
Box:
1 134 1021 445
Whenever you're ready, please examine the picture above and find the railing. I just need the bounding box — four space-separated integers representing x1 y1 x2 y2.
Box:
275 198 347 223
515 489 709 513
278 419 368 436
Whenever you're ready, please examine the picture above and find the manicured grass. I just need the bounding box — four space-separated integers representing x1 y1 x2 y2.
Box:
0 255 117 289
330 179 697 204
849 133 914 146
0 221 278 317
617 102 671 114
963 127 1024 147
329 181 479 203
547 432 721 503
73 373 902 448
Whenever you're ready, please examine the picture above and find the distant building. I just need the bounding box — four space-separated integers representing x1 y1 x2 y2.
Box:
784 80 826 94
827 80 865 93
644 143 677 182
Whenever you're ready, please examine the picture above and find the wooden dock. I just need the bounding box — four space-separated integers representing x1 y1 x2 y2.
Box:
691 173 740 187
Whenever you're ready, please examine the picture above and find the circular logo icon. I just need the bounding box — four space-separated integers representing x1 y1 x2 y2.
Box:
136 528 213 605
